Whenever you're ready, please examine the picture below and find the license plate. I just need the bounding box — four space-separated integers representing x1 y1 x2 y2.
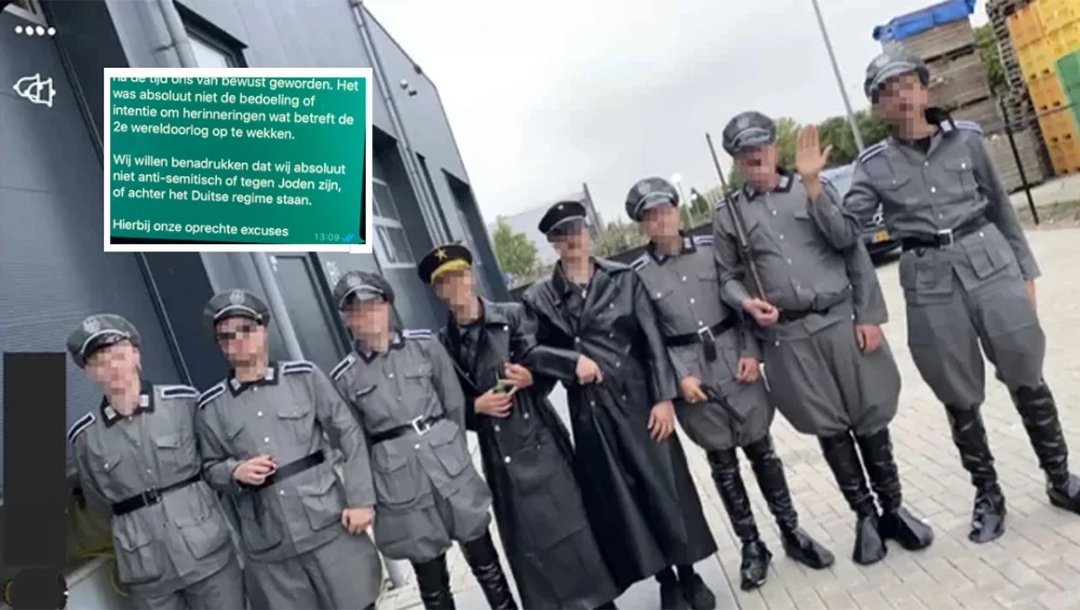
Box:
872 230 889 243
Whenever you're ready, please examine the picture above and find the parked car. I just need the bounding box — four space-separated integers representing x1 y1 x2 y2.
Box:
823 163 899 259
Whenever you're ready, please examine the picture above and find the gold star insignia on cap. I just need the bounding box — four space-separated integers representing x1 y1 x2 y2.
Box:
435 248 448 261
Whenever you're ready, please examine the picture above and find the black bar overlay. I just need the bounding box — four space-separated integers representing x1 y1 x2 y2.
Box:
2 353 69 608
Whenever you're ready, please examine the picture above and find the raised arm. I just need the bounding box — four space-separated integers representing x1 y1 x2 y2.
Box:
970 137 1040 281
807 177 863 250
631 272 678 403
311 368 375 510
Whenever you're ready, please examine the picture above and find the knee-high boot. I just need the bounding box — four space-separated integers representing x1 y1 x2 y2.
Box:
944 404 1006 543
412 554 456 610
743 436 834 570
854 428 934 552
461 532 517 610
706 449 768 591
818 431 885 565
1012 384 1080 514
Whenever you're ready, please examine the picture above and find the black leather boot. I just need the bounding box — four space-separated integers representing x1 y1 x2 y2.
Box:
818 431 886 565
744 436 835 571
655 568 689 610
461 532 517 610
412 554 456 610
1012 384 1080 514
945 404 1007 543
854 428 934 552
707 449 769 591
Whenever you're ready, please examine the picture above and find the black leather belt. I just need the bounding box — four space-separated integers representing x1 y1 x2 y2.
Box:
664 318 736 362
247 451 325 491
776 305 833 324
901 217 989 252
112 473 201 516
370 415 443 445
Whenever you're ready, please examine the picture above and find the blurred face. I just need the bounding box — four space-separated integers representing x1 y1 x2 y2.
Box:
341 295 393 334
733 144 779 191
432 269 475 309
85 341 140 389
873 72 928 125
549 221 590 261
214 317 268 367
342 298 391 337
641 204 680 241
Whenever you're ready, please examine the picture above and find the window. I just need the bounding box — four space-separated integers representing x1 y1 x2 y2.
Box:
184 28 243 68
371 178 415 268
371 181 400 220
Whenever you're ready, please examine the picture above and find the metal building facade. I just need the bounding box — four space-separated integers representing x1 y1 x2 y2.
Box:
0 0 508 506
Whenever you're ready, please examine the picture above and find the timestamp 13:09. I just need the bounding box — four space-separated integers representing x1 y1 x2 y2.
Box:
314 233 341 242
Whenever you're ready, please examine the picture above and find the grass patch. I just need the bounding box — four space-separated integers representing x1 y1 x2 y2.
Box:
1018 199 1080 228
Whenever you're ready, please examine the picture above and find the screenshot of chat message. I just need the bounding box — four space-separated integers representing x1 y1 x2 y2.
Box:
103 68 374 253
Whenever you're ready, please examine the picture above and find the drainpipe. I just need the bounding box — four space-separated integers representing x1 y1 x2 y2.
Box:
350 0 447 245
154 0 305 361
154 0 198 66
348 7 432 588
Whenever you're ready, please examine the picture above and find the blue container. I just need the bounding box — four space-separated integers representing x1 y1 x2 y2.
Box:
872 0 977 42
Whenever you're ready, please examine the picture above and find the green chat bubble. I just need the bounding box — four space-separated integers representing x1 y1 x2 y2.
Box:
103 69 372 252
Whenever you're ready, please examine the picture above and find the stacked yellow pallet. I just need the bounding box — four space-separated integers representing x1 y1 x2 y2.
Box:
1008 0 1080 174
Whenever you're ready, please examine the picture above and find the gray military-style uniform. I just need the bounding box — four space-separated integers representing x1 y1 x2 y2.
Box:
632 233 771 450
843 119 1043 407
835 50 1080 543
330 329 493 564
713 172 900 437
196 289 381 610
66 315 243 610
627 182 836 589
712 109 934 568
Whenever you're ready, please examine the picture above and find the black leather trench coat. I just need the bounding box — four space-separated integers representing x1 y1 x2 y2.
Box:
440 298 620 609
520 258 718 590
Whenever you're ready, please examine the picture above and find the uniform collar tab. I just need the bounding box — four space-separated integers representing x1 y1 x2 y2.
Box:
100 380 154 426
227 364 279 396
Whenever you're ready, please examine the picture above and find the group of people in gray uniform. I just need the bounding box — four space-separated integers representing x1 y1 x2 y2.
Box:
65 47 1080 610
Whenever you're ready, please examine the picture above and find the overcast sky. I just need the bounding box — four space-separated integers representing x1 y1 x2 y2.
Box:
365 0 989 226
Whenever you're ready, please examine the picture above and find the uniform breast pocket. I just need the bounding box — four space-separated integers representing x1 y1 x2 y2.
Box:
113 516 163 584
405 364 434 393
154 433 197 475
92 452 126 498
943 156 977 196
277 403 314 443
876 172 919 206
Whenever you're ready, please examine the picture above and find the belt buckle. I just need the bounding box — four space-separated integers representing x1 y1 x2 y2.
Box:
936 228 954 247
696 325 715 343
142 489 160 505
410 416 431 436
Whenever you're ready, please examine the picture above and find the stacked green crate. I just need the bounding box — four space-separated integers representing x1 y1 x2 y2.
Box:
1057 48 1080 131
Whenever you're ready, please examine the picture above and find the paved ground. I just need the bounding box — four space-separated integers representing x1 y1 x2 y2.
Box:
1010 173 1080 210
377 226 1080 610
